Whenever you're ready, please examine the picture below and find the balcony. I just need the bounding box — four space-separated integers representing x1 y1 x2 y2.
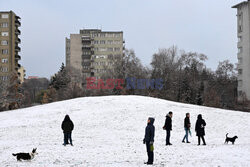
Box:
15 63 21 70
15 29 21 35
15 16 21 20
15 55 21 60
15 46 21 52
82 45 93 49
82 62 91 66
82 55 91 59
16 38 21 43
15 20 21 27
81 36 91 41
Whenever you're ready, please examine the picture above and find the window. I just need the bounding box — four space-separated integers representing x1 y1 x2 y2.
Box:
1 58 8 63
1 67 8 72
1 76 8 81
238 36 242 42
238 47 243 53
107 48 113 51
100 40 105 44
238 13 243 33
114 34 121 37
238 69 243 75
1 32 8 36
93 48 99 51
1 14 9 18
106 33 114 37
92 33 98 37
100 33 105 37
1 49 8 54
114 47 120 51
108 54 113 59
94 40 99 44
1 23 8 28
239 25 243 32
114 54 122 58
99 55 106 59
99 48 107 52
107 40 113 44
83 51 90 55
114 40 121 44
1 40 8 45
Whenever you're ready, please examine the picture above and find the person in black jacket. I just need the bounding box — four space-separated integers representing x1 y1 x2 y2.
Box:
143 117 155 165
163 111 173 145
182 113 191 143
195 114 206 145
61 115 74 146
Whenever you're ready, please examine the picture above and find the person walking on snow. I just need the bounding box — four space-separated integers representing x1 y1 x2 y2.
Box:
143 117 155 165
163 111 173 145
195 114 206 145
61 115 74 146
182 113 191 143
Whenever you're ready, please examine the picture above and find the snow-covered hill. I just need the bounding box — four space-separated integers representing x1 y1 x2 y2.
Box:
0 96 249 167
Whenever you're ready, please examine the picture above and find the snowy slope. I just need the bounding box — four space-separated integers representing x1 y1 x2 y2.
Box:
0 95 249 167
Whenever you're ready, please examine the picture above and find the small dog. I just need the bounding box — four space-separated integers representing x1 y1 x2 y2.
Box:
225 133 238 145
12 148 38 161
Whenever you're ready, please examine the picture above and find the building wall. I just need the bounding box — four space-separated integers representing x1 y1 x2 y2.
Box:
65 37 70 67
18 66 25 83
66 29 124 86
233 2 250 100
0 11 21 82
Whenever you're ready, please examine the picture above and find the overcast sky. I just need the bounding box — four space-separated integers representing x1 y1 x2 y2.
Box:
0 0 244 78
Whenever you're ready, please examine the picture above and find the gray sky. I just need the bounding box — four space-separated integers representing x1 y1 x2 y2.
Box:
0 0 243 78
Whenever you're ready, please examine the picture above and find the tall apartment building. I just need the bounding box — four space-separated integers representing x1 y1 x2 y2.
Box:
66 29 124 87
0 11 21 82
232 1 250 100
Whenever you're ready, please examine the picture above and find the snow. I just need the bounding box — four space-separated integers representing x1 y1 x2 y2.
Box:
0 95 249 167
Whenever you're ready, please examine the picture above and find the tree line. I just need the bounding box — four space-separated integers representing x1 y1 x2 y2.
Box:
0 46 249 112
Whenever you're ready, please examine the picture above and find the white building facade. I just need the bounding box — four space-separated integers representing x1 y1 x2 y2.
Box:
232 1 250 100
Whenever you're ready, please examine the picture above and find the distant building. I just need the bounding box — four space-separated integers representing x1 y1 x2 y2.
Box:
66 29 125 87
0 11 21 82
232 1 250 100
18 66 25 83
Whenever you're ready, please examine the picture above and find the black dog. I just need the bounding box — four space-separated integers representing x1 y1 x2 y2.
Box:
12 148 38 161
225 133 238 145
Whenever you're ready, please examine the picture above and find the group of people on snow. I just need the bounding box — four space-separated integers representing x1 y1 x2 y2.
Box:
143 112 207 165
60 113 206 165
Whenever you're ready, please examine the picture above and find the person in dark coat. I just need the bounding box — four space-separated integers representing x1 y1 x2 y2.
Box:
143 117 155 165
182 113 191 143
195 114 206 145
163 111 173 145
61 115 74 146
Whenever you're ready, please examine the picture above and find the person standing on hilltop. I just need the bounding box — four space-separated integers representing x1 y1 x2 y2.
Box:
182 113 191 143
61 115 74 146
143 117 155 165
195 114 206 145
163 111 173 145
